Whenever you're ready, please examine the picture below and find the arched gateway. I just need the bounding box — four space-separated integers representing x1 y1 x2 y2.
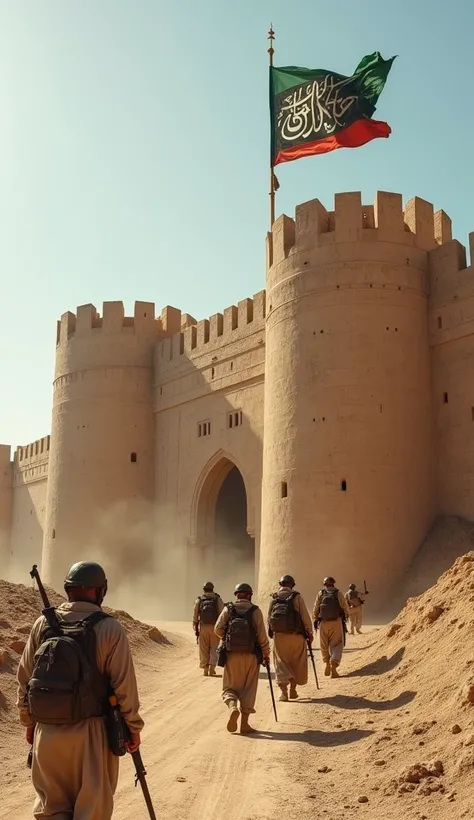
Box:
190 451 255 592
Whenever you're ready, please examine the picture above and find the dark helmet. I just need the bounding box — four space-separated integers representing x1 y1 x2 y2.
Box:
349 583 356 590
203 581 214 592
279 574 295 587
234 582 253 595
64 561 107 592
323 576 335 586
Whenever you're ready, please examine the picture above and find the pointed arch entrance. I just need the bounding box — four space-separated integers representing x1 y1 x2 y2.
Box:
191 452 255 590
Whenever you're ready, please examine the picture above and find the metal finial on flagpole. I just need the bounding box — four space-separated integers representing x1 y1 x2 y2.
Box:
268 25 276 229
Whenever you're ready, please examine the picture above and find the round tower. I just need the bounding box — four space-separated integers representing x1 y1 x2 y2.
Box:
42 300 167 590
259 191 451 607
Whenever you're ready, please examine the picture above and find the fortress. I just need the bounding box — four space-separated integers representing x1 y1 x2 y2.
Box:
1 189 474 611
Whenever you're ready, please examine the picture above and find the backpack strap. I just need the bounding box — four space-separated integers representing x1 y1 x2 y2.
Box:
55 610 111 631
82 611 111 627
243 604 257 620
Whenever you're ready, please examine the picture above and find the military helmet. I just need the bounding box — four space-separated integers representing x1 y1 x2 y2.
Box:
203 581 214 592
280 574 295 587
349 583 356 590
64 561 107 591
323 576 336 586
234 582 253 595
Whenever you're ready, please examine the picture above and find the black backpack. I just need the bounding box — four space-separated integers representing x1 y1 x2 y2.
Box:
225 604 257 654
27 611 110 725
269 591 302 634
199 594 219 625
319 588 343 622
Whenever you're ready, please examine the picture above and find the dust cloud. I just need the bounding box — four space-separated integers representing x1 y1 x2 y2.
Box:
73 499 257 622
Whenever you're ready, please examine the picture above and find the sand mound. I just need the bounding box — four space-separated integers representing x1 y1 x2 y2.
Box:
353 551 474 809
0 578 167 730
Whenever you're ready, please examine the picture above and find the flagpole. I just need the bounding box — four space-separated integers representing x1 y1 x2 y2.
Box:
268 25 275 229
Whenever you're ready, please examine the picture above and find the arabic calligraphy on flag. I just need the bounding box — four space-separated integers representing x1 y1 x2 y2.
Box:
270 52 395 166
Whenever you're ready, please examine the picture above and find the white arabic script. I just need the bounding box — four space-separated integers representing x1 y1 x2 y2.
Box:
277 74 358 142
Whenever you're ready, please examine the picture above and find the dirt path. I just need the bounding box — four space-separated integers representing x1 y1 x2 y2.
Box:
1 621 466 820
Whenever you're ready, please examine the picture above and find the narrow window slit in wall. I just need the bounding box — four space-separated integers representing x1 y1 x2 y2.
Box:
281 482 288 498
341 480 347 492
130 452 137 463
198 421 211 437
443 392 449 404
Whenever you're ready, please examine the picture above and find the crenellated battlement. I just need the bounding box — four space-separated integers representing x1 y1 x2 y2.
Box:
55 301 184 346
14 436 50 465
156 290 266 366
268 191 453 268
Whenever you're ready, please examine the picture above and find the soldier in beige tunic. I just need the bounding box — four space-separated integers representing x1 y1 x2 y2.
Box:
215 582 270 734
192 581 224 676
312 576 350 679
345 583 365 634
268 575 314 702
17 561 144 820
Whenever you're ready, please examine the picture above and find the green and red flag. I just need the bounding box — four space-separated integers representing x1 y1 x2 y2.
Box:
270 52 395 166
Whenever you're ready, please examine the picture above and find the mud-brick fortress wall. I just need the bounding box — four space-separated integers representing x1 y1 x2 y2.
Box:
153 292 266 587
258 191 474 606
0 438 50 575
2 188 474 605
40 301 184 589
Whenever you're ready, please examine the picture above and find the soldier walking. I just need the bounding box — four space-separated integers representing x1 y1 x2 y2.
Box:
312 576 350 679
193 581 224 676
268 574 313 702
214 582 270 734
16 561 143 820
345 583 365 634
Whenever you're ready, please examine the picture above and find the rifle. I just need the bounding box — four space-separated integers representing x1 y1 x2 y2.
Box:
264 660 278 723
306 633 319 690
30 565 157 820
363 580 370 595
342 616 347 647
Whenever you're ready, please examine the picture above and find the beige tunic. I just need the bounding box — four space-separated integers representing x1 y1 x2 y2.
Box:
345 590 364 632
16 601 144 820
268 587 313 686
215 600 270 714
312 588 350 667
193 593 224 668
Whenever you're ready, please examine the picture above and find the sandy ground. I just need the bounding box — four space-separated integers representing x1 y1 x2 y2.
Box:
2 615 469 820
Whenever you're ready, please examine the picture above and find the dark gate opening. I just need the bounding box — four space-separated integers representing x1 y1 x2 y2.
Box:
213 466 254 589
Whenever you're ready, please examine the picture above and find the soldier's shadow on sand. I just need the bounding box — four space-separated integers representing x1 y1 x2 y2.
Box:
295 689 416 711
251 727 374 746
343 646 406 677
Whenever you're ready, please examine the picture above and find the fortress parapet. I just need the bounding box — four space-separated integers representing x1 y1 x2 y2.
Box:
15 436 51 465
156 291 266 366
56 301 182 345
268 191 453 270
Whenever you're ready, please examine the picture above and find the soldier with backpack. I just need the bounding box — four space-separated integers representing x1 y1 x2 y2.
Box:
312 576 350 679
214 582 270 734
193 581 224 676
16 561 143 820
267 575 313 702
345 583 365 634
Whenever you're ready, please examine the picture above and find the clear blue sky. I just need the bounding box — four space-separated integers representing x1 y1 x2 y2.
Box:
1 0 473 447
